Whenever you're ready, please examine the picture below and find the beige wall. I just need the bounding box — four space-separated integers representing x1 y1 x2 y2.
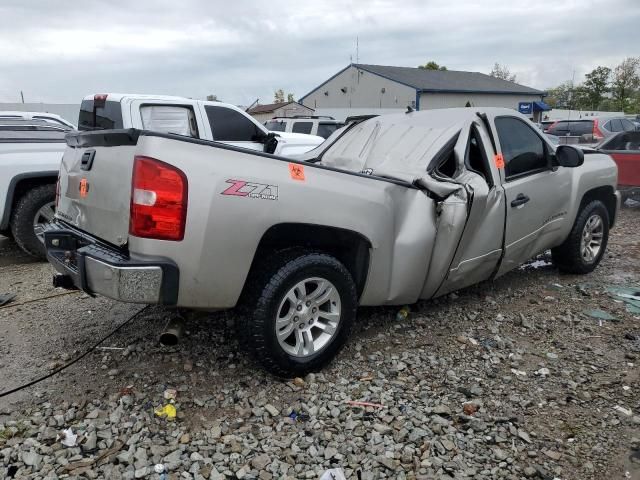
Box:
301 66 416 110
250 103 314 124
419 92 543 111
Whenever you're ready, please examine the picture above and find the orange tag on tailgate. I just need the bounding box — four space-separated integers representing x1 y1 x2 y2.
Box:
289 163 305 181
79 178 89 197
494 154 505 169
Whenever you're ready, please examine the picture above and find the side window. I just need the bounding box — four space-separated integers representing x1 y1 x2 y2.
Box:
292 121 313 134
621 119 635 131
609 119 623 132
205 106 262 142
316 123 339 139
570 121 592 136
264 120 286 132
140 105 198 137
495 117 548 179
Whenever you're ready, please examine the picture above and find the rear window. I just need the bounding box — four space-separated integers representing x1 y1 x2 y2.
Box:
140 105 198 137
316 123 339 139
78 99 124 131
264 120 286 132
0 127 66 142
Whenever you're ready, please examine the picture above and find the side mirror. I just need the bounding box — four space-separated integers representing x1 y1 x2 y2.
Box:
556 145 584 167
263 132 279 154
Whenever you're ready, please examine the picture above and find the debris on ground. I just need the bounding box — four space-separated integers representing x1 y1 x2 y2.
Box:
57 427 78 447
396 305 410 321
154 404 177 420
607 285 640 314
0 292 15 306
585 308 617 321
319 468 347 480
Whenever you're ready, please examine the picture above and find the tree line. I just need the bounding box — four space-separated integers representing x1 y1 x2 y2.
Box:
545 58 639 113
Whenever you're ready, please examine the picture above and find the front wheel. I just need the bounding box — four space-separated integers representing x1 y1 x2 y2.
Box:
240 250 357 377
552 200 609 274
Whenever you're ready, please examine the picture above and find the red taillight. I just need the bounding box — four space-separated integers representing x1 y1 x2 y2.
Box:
592 119 604 140
94 93 108 107
129 156 188 241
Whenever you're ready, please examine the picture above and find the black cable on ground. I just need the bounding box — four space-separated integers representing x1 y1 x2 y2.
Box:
0 305 150 399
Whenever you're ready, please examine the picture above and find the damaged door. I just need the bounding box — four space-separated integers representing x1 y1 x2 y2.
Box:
419 122 505 299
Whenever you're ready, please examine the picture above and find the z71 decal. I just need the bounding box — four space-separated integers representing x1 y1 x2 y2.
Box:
221 180 278 200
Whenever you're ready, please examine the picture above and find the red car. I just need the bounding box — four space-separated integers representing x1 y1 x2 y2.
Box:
597 131 640 200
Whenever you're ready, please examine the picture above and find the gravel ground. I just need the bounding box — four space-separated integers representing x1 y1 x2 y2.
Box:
0 204 639 480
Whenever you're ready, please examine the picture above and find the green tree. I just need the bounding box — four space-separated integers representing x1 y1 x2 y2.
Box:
418 61 447 71
545 81 574 109
581 66 611 110
611 57 640 112
489 63 516 82
287 93 295 103
274 89 285 103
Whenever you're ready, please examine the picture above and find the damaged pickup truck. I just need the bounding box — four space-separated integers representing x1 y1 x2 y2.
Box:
45 108 620 375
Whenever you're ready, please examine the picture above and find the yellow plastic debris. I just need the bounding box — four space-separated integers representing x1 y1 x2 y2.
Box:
154 404 177 420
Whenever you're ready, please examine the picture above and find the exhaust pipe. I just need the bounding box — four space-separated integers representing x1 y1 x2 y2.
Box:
159 315 184 346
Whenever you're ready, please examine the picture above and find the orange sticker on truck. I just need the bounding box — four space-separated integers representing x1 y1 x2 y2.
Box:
289 163 305 181
79 178 89 197
494 154 505 169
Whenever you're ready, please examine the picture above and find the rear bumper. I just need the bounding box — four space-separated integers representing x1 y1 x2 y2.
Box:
44 221 179 305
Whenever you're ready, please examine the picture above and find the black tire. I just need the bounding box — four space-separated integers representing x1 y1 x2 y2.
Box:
10 184 56 259
552 200 609 274
239 249 357 377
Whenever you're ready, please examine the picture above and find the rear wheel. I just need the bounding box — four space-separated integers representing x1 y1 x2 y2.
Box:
552 200 609 274
10 184 56 259
240 249 357 377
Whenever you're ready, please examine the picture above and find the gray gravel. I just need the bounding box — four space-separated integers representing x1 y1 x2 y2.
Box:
0 205 639 479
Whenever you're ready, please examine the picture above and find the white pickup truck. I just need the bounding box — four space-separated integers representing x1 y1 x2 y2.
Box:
0 120 69 257
77 94 325 156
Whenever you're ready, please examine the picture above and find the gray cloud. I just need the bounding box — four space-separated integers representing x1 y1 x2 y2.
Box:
0 0 638 105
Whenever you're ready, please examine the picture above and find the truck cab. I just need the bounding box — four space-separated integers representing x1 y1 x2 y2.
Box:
78 94 324 156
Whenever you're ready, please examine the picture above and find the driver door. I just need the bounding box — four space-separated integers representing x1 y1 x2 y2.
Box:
494 116 572 275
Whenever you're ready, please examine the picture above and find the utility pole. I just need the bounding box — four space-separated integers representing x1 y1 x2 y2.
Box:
20 91 25 103
356 37 359 64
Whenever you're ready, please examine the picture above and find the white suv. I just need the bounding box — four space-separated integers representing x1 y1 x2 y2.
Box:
264 116 343 139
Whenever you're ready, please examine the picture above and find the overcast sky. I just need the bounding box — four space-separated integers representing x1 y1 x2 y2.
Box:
1 0 638 106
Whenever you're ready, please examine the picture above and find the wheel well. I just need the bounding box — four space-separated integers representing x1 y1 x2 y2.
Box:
1 174 57 229
579 186 616 227
250 223 371 299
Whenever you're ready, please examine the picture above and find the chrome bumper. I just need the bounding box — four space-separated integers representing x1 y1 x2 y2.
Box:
44 221 179 305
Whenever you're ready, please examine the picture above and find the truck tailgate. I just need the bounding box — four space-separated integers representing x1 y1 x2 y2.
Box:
56 131 138 246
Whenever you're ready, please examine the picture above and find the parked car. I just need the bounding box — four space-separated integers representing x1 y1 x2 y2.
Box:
0 111 75 130
0 121 68 257
597 131 640 200
546 116 637 143
264 116 344 139
77 94 324 156
46 108 620 375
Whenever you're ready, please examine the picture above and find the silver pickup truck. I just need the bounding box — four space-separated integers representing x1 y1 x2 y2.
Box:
45 108 620 376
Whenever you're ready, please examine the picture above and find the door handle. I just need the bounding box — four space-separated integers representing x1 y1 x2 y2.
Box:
511 193 530 207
